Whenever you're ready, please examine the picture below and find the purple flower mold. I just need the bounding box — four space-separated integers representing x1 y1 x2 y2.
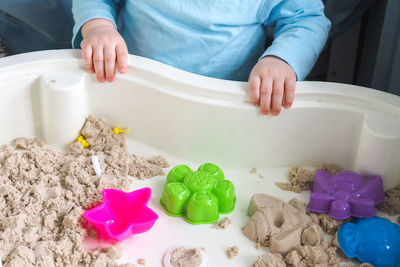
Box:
307 170 385 220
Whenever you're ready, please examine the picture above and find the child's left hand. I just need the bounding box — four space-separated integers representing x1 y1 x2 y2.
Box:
248 56 296 116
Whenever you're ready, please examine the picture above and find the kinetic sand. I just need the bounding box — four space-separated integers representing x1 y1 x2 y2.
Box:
0 116 167 266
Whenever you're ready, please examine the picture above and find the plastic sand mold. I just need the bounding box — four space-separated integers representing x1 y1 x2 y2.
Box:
160 163 236 224
84 188 158 242
338 216 400 267
307 170 384 220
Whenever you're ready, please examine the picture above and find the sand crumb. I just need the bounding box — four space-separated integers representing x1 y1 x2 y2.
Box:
376 185 400 216
317 164 343 175
301 224 324 246
255 242 261 250
129 154 169 179
253 253 285 267
226 246 239 259
287 242 341 266
169 247 204 267
212 217 232 230
275 164 342 193
105 245 123 259
0 115 168 267
308 212 348 235
249 167 264 178
250 168 257 174
137 258 146 265
275 166 315 193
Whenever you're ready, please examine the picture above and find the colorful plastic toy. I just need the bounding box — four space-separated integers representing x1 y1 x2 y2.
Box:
307 170 384 219
160 163 236 224
112 127 130 135
76 135 89 148
83 188 158 242
338 216 400 267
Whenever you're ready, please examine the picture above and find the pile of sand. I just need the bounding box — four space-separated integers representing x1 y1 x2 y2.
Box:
226 246 239 259
275 164 342 193
242 193 366 267
242 194 349 267
212 217 232 230
0 115 168 267
377 185 400 216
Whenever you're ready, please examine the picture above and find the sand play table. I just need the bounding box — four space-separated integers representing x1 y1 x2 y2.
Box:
0 50 399 266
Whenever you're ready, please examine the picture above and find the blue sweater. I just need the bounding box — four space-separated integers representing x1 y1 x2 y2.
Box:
72 0 330 81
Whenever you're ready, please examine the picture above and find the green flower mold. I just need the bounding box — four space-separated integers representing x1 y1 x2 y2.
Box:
160 163 236 224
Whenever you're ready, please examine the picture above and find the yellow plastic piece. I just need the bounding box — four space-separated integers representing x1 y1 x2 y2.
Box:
113 127 130 135
76 135 90 148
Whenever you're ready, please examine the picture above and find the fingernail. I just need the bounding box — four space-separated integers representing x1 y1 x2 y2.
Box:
272 110 281 116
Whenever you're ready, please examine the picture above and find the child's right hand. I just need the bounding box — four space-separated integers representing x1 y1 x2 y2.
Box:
80 18 128 82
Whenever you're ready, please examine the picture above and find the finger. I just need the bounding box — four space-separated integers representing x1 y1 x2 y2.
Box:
104 45 116 82
116 44 128 73
283 76 296 108
271 79 284 116
259 77 273 115
93 46 105 82
248 75 261 105
82 44 94 73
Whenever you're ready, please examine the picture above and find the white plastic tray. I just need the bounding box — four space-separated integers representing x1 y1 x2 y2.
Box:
0 50 399 266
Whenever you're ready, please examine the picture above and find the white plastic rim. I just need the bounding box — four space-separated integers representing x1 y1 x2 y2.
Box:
163 247 208 267
0 49 399 189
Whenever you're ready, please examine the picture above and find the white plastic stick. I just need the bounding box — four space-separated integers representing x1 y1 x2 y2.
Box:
91 155 102 176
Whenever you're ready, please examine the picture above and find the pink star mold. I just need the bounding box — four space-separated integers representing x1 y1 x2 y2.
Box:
83 188 158 242
307 170 385 220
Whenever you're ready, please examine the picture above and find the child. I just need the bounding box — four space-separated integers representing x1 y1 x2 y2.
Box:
72 0 330 116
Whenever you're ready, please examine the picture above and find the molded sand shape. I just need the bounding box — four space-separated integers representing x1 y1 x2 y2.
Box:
163 247 208 267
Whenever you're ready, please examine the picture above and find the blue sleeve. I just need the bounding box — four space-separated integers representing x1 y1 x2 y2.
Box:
262 0 331 80
71 0 121 48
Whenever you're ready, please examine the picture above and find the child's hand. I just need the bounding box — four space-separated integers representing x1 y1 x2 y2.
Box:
248 56 296 116
80 18 128 82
